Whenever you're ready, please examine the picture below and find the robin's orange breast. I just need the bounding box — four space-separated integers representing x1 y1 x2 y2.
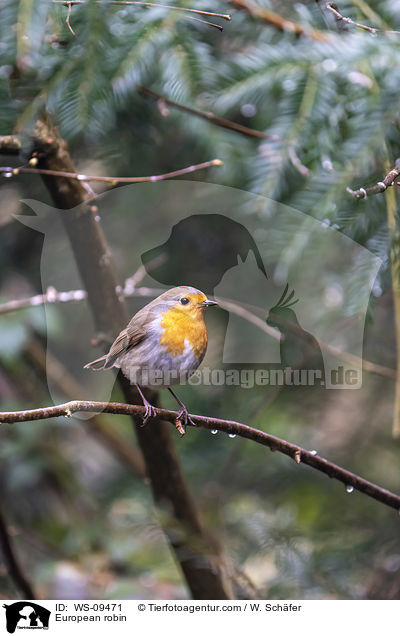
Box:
159 308 208 359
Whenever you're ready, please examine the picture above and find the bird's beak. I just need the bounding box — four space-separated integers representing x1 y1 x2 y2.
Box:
200 299 218 308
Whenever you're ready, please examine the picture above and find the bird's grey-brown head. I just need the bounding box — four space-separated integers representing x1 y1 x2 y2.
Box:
151 286 218 317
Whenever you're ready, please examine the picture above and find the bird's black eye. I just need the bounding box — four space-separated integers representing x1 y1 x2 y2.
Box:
180 297 190 305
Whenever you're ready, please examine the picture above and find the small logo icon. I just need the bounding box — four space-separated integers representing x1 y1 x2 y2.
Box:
3 602 51 634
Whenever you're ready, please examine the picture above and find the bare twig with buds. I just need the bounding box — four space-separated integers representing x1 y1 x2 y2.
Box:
327 3 400 35
347 161 400 199
0 158 223 186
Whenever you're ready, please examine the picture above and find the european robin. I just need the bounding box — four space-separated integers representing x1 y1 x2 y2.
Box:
84 286 217 431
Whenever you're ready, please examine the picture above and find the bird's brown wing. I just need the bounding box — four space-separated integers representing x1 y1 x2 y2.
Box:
84 322 146 370
104 323 146 368
84 295 165 371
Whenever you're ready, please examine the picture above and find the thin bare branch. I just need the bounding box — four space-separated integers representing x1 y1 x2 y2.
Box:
185 16 224 32
217 297 279 339
0 287 87 316
53 0 231 21
1 159 222 185
139 86 277 140
1 400 399 511
347 162 400 199
327 3 400 35
66 2 76 35
0 254 165 316
0 506 36 599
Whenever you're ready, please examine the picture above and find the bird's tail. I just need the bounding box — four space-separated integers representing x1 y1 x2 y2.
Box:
84 355 109 370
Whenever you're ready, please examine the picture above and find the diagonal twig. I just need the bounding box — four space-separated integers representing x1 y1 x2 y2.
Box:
139 86 276 140
185 16 224 32
327 3 400 35
346 162 400 199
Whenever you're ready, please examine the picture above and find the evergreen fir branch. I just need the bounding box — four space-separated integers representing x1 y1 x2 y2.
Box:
112 20 170 100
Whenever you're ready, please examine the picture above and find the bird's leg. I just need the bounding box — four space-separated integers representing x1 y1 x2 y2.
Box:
168 387 196 433
135 384 157 426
